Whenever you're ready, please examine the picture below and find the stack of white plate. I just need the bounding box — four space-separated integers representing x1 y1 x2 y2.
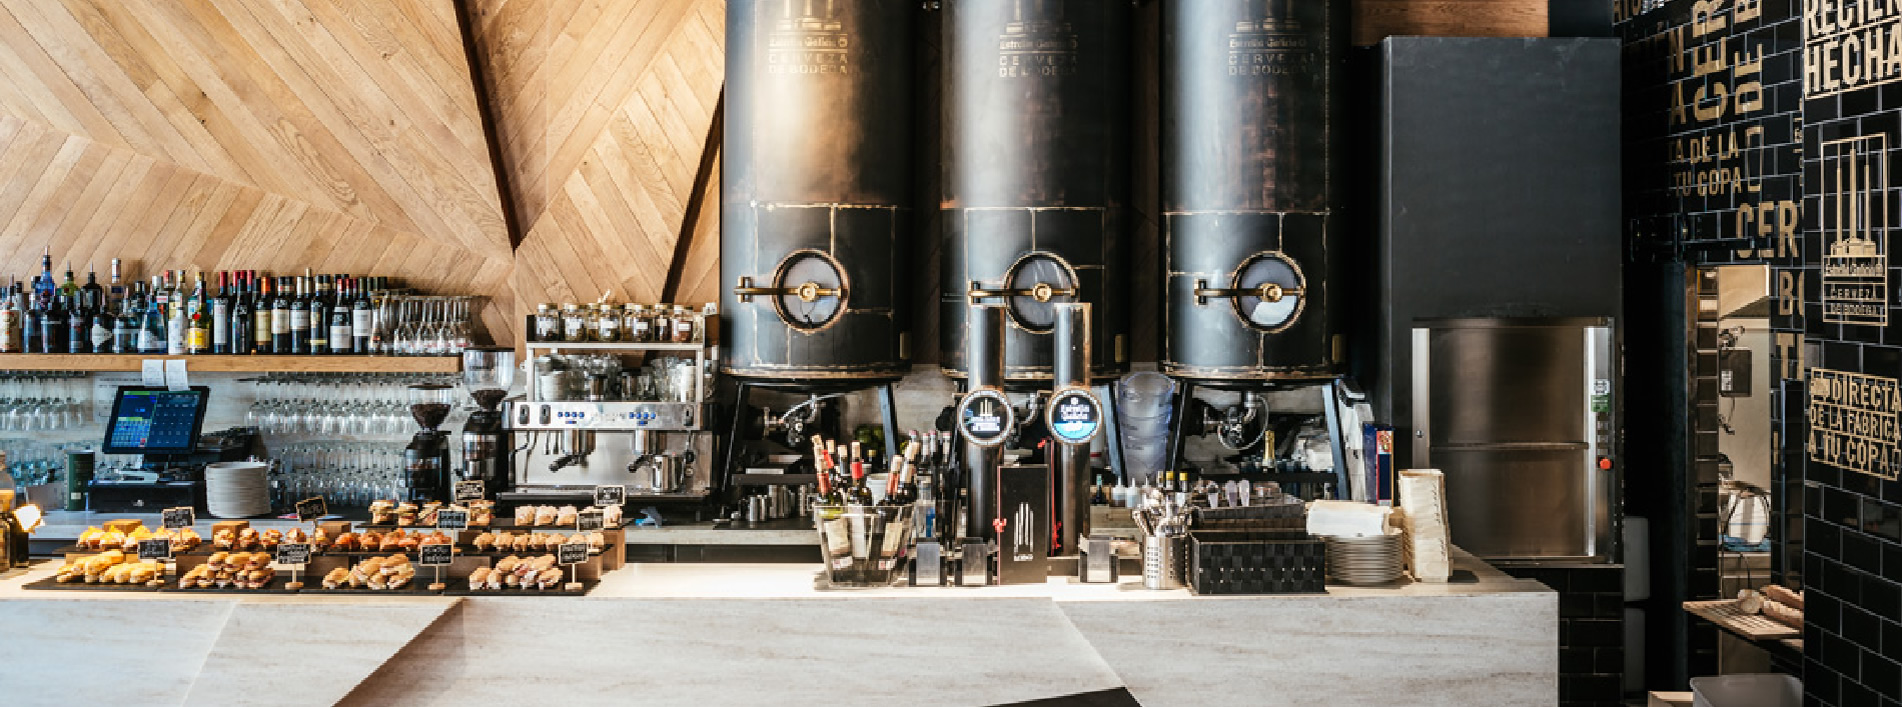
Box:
1324 532 1406 585
205 461 271 518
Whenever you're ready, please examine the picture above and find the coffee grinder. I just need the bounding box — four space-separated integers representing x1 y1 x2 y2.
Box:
461 346 516 496
404 383 455 502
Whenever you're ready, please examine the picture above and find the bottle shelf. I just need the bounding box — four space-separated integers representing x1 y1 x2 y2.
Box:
0 354 461 373
522 341 707 351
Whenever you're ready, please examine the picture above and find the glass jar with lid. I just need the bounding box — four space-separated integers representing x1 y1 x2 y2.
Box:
532 303 560 342
650 305 673 344
624 303 651 342
595 303 622 342
560 303 587 343
670 305 697 343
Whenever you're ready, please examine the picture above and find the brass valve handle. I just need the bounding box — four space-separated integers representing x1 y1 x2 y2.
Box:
734 277 842 304
1193 279 1303 306
967 280 1076 304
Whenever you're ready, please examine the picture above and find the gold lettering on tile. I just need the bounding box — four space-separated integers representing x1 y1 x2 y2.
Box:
1820 134 1891 326
1805 0 1902 97
1808 367 1902 480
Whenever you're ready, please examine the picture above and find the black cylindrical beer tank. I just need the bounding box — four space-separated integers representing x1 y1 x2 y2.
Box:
1160 0 1347 384
722 0 915 383
939 0 1131 386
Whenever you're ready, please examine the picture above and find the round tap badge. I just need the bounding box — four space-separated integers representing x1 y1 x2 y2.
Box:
957 388 1015 447
1046 387 1102 445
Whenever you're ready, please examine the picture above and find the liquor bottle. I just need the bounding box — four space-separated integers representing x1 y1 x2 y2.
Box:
229 271 253 355
351 277 374 354
307 274 331 355
88 289 113 354
41 291 68 354
271 277 293 354
1091 475 1107 506
166 276 187 355
210 271 231 354
138 285 167 354
35 248 55 301
57 262 80 304
80 264 104 315
113 283 139 355
0 282 18 354
22 285 44 354
846 459 873 505
254 275 276 354
107 258 125 302
328 277 353 354
185 272 210 355
66 290 89 354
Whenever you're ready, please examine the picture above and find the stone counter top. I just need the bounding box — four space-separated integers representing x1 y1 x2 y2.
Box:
0 550 1555 706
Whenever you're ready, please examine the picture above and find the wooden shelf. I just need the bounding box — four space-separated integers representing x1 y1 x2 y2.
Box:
1683 599 1800 641
0 354 460 373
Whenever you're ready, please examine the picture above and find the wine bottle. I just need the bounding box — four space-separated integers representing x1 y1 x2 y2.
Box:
308 274 331 355
351 277 374 354
271 277 293 354
846 459 873 505
253 275 275 354
211 271 231 354
288 276 311 354
328 277 354 354
229 271 253 355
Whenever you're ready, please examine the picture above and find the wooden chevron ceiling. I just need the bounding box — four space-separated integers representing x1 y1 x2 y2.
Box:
0 0 729 350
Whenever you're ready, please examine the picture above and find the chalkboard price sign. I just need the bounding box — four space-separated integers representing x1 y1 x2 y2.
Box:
436 509 469 530
137 537 173 560
275 542 311 566
295 497 328 521
454 479 485 502
593 485 626 508
576 508 605 532
162 506 195 529
557 541 589 565
418 543 454 567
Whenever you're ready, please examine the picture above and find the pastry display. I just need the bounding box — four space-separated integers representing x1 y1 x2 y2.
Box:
468 500 496 527
369 500 396 525
463 554 565 591
54 550 127 583
554 505 579 526
335 554 417 590
469 531 599 554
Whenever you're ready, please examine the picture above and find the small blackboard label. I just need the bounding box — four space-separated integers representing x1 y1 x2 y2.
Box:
593 485 626 507
275 542 311 566
162 507 195 529
454 479 485 501
295 497 327 521
576 508 605 532
418 543 454 567
137 537 173 560
436 509 469 530
557 541 589 565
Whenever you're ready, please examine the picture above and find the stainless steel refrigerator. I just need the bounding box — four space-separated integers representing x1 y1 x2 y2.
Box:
1410 317 1617 563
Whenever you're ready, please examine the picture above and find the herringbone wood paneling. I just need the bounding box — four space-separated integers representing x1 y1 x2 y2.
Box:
470 0 723 334
0 0 516 341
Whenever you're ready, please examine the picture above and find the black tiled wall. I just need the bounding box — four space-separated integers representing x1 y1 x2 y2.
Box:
1620 0 1902 704
1505 566 1629 707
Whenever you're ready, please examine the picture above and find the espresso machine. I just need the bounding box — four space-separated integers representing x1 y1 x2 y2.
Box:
501 348 717 508
460 346 515 496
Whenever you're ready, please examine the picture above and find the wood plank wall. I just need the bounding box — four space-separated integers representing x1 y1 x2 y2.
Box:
0 0 1543 355
0 0 518 341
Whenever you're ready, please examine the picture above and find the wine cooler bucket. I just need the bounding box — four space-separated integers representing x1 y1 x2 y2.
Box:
813 504 915 589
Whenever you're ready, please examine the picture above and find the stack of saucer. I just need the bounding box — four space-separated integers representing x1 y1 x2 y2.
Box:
205 461 271 518
1323 532 1405 585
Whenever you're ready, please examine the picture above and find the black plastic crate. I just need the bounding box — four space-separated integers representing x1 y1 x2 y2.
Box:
1191 503 1307 530
1188 530 1327 595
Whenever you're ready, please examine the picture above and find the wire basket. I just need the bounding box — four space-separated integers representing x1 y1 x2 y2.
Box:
1191 502 1307 530
813 504 915 588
